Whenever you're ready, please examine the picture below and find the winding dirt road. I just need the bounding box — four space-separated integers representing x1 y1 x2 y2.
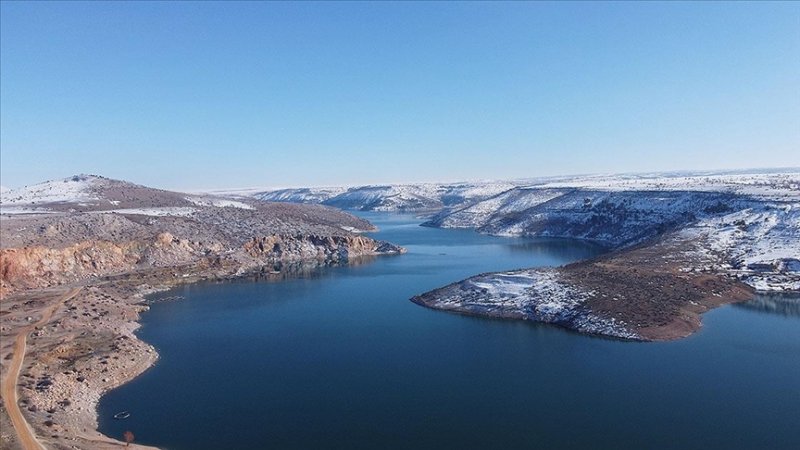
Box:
2 287 82 450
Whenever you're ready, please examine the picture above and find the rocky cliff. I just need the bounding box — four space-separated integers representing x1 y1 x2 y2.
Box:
0 175 405 295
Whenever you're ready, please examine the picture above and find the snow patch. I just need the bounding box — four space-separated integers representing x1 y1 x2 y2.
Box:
186 197 254 210
0 175 99 205
106 207 197 217
423 269 640 339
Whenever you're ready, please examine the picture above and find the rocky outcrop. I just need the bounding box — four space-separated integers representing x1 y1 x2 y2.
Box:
1 242 141 294
243 234 404 262
0 235 191 295
412 268 642 340
0 174 407 296
0 229 404 296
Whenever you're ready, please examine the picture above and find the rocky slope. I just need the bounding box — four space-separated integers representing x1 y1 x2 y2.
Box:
0 175 405 449
424 172 800 293
413 230 755 341
0 175 405 295
408 171 799 340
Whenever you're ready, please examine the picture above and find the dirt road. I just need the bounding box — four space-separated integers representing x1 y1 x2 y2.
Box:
1 287 82 450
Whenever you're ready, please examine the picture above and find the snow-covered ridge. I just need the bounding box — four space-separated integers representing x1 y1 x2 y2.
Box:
0 174 100 205
428 184 799 292
528 171 799 199
255 181 518 212
259 187 347 204
427 189 761 246
250 170 798 213
0 174 257 216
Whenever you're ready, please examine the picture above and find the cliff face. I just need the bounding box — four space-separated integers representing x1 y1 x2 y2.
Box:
1 242 140 293
0 175 408 295
0 234 194 294
243 234 403 262
425 189 753 247
0 232 403 295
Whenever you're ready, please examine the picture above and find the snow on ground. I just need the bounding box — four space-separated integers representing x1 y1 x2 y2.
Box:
531 171 800 200
0 206 59 215
429 269 639 339
339 226 367 233
255 181 517 211
0 175 99 205
249 170 799 214
256 187 347 204
435 188 568 229
186 197 254 210
688 204 800 292
191 186 275 197
105 207 198 217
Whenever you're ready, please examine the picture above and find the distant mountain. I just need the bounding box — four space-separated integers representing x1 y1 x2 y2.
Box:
250 170 800 292
251 170 800 213
255 181 518 213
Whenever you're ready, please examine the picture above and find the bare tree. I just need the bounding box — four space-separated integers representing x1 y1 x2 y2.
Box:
123 430 135 447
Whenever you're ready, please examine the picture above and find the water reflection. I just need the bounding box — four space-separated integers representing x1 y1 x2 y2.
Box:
506 238 608 260
733 294 800 318
227 255 381 283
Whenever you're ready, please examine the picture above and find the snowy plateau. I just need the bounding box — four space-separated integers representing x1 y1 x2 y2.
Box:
252 170 800 295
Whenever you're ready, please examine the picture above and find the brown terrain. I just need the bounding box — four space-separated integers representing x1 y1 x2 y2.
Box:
412 229 759 341
0 176 404 449
561 233 755 340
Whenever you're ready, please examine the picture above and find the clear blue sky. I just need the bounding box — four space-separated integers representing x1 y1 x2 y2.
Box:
1 1 798 190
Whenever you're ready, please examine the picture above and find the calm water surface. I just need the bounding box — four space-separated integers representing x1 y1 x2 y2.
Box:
99 213 800 449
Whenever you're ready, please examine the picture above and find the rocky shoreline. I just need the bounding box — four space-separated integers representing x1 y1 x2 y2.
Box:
1 246 404 449
412 231 759 341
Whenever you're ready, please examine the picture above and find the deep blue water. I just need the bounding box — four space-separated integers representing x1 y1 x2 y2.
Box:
99 213 800 449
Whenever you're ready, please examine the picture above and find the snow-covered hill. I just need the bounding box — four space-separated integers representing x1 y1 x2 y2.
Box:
424 171 799 292
426 188 759 247
251 170 799 213
258 187 346 204
0 174 257 216
254 181 517 212
0 174 101 206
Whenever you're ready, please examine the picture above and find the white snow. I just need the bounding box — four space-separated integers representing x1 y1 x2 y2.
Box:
530 171 800 200
0 175 99 205
429 269 640 339
186 197 254 210
257 187 347 204
106 207 198 217
686 204 800 292
255 181 516 211
249 170 799 215
0 206 59 215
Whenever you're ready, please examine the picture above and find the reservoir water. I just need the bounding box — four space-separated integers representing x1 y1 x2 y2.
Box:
99 213 800 449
